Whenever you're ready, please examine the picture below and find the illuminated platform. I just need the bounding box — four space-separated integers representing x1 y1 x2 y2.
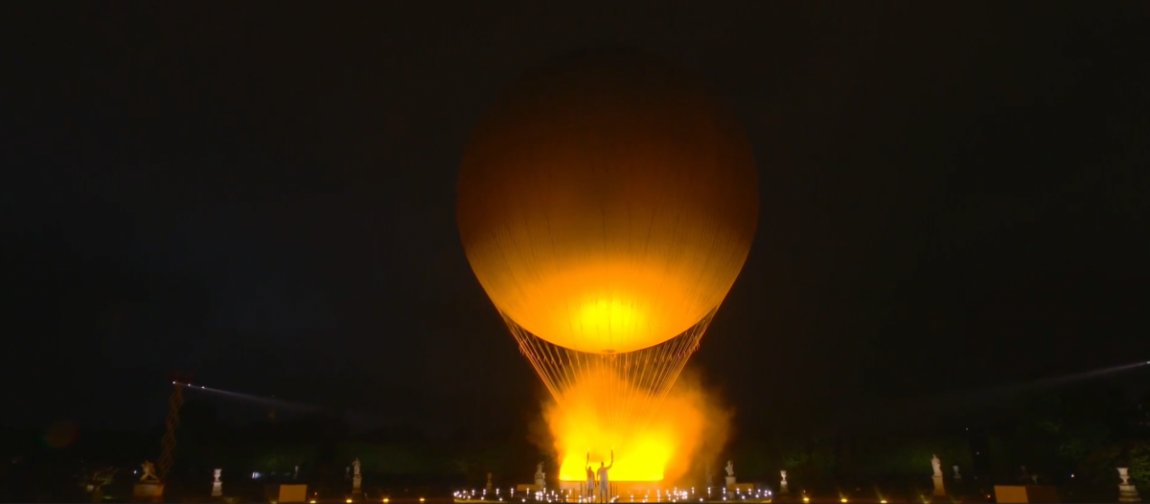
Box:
455 484 773 503
557 480 663 501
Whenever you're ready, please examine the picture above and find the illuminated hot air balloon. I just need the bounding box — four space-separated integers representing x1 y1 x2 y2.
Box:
457 49 757 477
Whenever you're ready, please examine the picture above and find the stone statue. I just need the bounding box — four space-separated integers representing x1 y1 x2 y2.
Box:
352 458 363 494
725 460 735 477
535 462 545 480
211 468 223 497
780 470 787 483
952 465 961 480
931 454 942 477
1119 467 1142 503
487 472 493 487
139 461 160 483
293 465 299 481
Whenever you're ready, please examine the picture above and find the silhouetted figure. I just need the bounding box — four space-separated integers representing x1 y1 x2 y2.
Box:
139 461 159 483
585 461 596 500
597 451 614 503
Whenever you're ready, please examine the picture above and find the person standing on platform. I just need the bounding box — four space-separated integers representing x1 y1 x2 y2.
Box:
597 450 614 503
585 454 597 501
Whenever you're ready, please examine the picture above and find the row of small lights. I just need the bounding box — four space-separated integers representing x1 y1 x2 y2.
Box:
301 498 419 503
279 483 1000 504
450 485 793 503
445 486 949 504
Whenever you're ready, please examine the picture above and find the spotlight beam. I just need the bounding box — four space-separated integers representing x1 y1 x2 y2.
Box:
171 380 397 426
173 381 320 413
878 359 1150 420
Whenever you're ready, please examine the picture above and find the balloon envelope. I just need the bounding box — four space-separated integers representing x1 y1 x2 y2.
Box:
458 50 758 354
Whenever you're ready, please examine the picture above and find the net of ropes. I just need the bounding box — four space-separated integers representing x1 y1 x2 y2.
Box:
504 307 716 435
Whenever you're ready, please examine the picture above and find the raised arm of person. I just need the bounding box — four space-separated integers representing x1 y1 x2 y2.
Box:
605 450 614 470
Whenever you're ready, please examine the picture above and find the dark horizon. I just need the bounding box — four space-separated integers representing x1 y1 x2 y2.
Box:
5 2 1150 443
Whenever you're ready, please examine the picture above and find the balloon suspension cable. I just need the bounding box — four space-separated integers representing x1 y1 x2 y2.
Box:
503 307 716 446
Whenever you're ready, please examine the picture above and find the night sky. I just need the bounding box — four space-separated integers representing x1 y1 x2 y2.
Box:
5 3 1150 437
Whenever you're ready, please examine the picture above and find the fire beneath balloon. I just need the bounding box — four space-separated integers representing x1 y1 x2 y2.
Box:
545 369 730 484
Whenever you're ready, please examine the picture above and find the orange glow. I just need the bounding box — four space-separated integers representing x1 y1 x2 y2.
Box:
491 262 704 354
547 368 729 483
457 50 758 355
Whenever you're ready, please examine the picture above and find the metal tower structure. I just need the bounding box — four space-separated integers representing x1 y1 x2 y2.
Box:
158 373 191 480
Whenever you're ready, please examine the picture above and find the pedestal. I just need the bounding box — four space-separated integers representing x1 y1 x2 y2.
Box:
132 482 164 503
994 485 1060 503
534 478 545 490
516 483 543 494
211 481 223 498
265 484 309 503
932 475 945 497
352 475 363 496
725 476 736 488
1120 483 1142 503
780 482 788 494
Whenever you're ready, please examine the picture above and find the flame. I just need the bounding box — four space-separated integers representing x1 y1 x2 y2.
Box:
543 368 730 484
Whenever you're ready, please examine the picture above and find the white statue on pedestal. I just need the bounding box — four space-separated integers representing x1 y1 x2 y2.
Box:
780 470 788 494
535 462 545 480
1119 467 1141 503
725 460 735 478
352 458 363 494
953 465 961 480
930 455 945 497
211 469 223 497
140 461 160 483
